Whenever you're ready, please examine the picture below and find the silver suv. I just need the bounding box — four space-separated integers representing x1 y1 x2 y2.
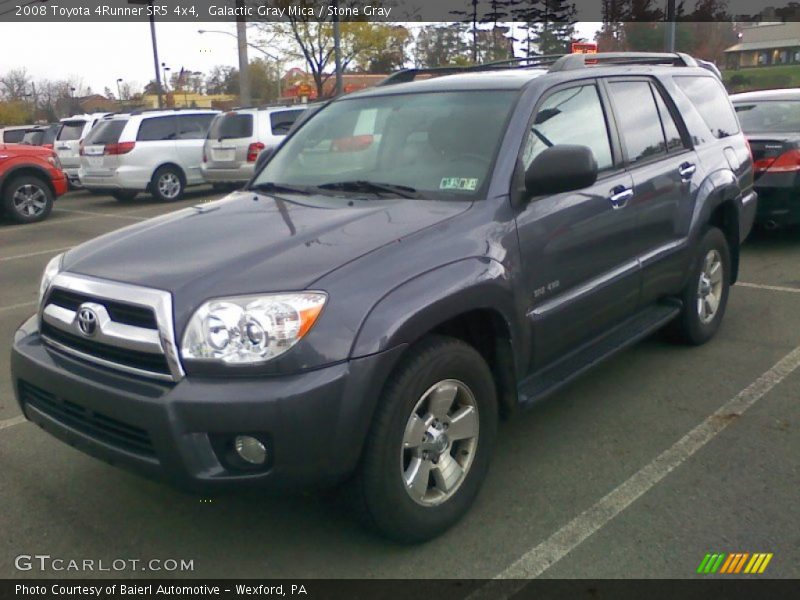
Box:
80 108 218 202
201 106 306 185
54 113 112 189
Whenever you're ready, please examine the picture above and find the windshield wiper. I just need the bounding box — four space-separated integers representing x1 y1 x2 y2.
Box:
250 182 314 195
317 180 419 199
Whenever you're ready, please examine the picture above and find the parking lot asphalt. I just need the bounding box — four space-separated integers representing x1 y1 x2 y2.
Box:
1 190 798 580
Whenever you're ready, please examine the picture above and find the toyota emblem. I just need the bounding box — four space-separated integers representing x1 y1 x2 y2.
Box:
77 306 98 336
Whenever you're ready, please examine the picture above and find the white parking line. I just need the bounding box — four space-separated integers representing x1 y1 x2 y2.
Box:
0 415 26 431
0 247 73 263
737 281 800 294
469 343 800 594
0 300 37 313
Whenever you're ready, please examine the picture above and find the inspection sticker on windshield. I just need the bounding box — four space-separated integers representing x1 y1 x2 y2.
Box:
440 177 478 191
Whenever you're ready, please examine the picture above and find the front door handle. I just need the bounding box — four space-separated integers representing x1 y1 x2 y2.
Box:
678 162 697 180
609 186 633 209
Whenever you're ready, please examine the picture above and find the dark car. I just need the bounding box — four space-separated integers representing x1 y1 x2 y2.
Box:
12 53 755 542
732 88 800 229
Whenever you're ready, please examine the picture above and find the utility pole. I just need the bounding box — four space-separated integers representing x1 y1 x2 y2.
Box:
236 0 251 105
333 0 343 96
664 0 677 52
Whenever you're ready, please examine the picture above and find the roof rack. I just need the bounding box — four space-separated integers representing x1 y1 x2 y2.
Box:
548 52 698 72
378 55 565 86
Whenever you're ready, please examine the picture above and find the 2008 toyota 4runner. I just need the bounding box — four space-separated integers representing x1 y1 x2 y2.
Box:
12 53 756 542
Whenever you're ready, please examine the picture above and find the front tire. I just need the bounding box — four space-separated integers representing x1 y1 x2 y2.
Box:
353 335 497 543
665 226 731 345
150 166 185 202
2 175 54 224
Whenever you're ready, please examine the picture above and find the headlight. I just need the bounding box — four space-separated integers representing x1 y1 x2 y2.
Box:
181 292 327 365
38 253 63 306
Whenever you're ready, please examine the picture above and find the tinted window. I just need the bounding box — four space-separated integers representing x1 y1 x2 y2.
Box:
609 81 666 164
42 125 58 145
21 131 43 145
653 88 685 152
734 100 800 133
137 116 176 141
674 76 739 138
176 114 214 140
57 120 87 141
85 120 127 145
208 113 253 139
523 85 613 171
3 129 26 143
270 110 304 135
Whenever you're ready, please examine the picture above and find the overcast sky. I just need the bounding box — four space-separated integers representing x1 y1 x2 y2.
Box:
0 22 601 94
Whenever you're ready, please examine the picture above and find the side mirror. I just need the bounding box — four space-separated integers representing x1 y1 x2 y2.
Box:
525 145 598 197
254 146 275 172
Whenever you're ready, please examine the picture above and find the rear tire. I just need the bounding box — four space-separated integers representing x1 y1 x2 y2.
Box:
150 166 185 202
2 175 54 224
111 190 138 202
352 335 497 543
664 227 730 345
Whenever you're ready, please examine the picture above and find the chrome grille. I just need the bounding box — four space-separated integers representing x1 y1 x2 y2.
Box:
40 273 184 382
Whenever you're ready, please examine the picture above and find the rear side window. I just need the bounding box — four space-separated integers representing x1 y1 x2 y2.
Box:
3 129 26 143
674 76 739 139
21 131 42 145
208 113 253 140
608 81 667 164
137 116 177 141
85 120 127 145
652 89 685 152
523 84 613 171
57 121 86 141
270 110 304 135
176 114 214 140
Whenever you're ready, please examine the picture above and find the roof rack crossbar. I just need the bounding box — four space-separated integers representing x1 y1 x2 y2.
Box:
548 52 698 72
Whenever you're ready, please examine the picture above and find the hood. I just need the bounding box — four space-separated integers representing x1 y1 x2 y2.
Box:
63 191 470 299
0 143 54 158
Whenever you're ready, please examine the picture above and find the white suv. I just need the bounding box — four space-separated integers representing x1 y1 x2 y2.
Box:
54 113 112 189
201 105 306 186
80 108 218 202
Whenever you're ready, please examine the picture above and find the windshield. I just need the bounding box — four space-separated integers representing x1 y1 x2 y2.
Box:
252 90 517 199
85 119 127 145
58 120 86 141
734 100 800 133
208 112 253 140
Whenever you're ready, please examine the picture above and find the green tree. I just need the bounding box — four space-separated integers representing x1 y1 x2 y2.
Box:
414 23 471 68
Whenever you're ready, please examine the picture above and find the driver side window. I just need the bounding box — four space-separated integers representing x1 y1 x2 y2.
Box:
523 85 613 171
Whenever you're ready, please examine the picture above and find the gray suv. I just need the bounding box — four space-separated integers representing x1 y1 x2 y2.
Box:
12 53 755 542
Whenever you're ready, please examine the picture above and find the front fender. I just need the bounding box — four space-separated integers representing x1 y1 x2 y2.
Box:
351 257 519 359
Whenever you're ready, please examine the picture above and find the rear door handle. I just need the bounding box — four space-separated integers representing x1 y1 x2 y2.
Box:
609 186 633 209
678 162 696 180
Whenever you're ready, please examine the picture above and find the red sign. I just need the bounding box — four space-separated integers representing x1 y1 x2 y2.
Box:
571 42 598 54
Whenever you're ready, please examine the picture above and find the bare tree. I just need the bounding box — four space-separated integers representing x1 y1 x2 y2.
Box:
0 68 32 101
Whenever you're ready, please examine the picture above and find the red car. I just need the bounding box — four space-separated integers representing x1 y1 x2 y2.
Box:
0 143 68 224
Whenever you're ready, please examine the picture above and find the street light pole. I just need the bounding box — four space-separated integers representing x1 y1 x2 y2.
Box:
236 0 251 105
116 78 123 107
664 0 677 52
128 0 163 108
333 0 343 96
198 29 283 102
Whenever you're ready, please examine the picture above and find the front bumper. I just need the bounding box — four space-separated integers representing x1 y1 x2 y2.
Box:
11 320 404 492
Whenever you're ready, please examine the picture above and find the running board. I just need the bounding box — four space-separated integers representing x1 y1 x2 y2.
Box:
517 302 681 407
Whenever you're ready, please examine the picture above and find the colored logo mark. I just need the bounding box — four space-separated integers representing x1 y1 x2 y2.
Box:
697 552 773 574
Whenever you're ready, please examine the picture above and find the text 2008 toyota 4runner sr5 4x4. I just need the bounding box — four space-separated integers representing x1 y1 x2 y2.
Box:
12 53 755 542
